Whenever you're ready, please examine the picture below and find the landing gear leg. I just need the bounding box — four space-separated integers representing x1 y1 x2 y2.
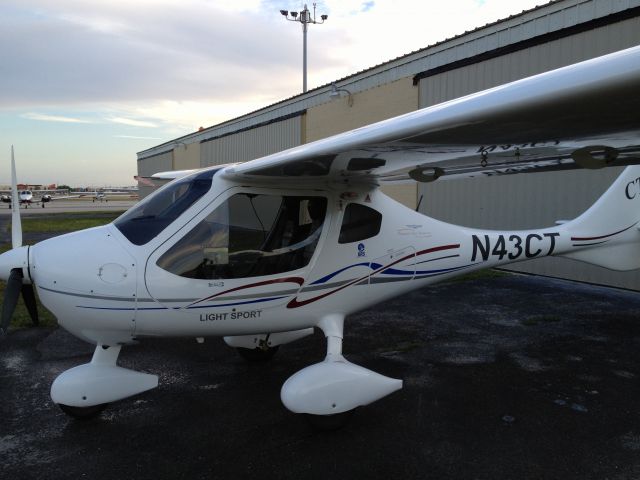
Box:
302 315 354 430
304 315 356 432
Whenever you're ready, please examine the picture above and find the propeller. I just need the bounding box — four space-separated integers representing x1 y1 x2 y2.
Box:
10 146 22 248
0 147 38 341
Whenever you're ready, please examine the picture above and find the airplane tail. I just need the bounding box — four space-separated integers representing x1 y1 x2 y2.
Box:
559 166 640 271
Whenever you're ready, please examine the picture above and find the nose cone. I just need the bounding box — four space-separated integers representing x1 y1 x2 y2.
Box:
0 246 29 281
32 226 136 296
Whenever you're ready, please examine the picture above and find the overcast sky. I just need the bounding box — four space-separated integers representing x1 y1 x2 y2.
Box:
0 0 545 186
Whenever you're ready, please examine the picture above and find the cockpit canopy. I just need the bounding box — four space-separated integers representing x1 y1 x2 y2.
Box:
115 168 219 245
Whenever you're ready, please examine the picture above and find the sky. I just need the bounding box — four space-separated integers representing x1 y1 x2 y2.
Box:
0 0 546 187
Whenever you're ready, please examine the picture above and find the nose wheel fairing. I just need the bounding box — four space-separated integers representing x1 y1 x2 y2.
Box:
51 344 158 411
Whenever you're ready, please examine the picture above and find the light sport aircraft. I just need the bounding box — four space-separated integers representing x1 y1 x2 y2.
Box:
2 46 640 426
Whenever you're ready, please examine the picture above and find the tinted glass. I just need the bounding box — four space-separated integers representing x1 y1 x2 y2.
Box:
157 194 327 279
115 168 218 245
338 203 382 243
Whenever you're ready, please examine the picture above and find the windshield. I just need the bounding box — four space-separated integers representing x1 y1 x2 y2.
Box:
115 168 220 245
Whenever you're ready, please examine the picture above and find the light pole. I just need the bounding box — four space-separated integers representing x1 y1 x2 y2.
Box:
280 4 328 93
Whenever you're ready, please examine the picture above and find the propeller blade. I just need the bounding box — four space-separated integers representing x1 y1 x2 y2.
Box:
21 283 39 326
1 268 22 339
11 146 23 248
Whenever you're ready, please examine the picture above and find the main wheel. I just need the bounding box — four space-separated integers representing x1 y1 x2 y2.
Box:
58 403 108 420
304 409 356 431
236 345 279 362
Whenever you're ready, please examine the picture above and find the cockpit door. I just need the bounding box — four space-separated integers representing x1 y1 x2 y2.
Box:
143 189 329 315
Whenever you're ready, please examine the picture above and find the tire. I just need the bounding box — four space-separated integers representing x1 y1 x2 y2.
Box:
304 409 356 431
58 403 108 420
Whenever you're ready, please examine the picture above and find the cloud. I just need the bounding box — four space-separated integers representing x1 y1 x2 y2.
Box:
108 117 158 128
1 0 543 115
114 135 163 140
0 0 343 109
21 112 93 123
0 0 547 186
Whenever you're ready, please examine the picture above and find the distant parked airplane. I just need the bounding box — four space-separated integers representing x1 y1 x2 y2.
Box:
0 188 78 208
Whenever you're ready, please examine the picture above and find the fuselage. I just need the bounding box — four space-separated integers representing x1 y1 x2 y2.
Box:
27 166 609 347
19 190 33 204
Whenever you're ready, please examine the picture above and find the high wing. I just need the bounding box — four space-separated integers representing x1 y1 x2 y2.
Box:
220 45 640 186
33 193 82 202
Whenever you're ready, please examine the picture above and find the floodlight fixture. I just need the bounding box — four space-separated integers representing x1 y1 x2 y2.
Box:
330 83 354 107
279 3 328 93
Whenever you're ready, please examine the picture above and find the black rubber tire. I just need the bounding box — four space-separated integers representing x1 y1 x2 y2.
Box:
236 345 279 362
59 403 108 420
304 409 356 431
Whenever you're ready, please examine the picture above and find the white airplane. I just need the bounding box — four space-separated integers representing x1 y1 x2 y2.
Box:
2 46 640 427
70 190 139 202
0 189 78 208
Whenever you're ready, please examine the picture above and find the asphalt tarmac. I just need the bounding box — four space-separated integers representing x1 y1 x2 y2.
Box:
2 270 640 480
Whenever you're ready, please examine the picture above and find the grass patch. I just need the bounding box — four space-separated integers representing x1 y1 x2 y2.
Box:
19 211 123 233
0 281 57 328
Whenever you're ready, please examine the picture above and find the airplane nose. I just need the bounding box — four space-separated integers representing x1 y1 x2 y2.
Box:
0 245 29 282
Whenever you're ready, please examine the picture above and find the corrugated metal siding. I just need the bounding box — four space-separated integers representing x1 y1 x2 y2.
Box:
419 16 640 106
200 116 301 167
417 18 640 289
138 151 173 176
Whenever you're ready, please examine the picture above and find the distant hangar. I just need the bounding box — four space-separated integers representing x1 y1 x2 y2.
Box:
137 0 640 290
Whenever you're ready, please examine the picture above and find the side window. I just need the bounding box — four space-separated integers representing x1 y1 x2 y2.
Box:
157 194 327 279
339 203 382 244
